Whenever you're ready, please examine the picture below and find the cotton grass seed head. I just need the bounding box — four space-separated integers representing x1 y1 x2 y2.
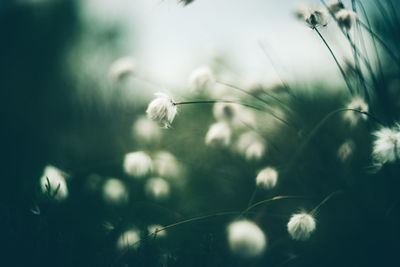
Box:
227 220 267 258
153 151 182 179
108 57 135 81
237 131 266 161
372 125 400 164
40 165 69 201
205 122 231 147
305 9 329 28
328 0 345 14
256 167 278 190
343 97 368 127
213 103 237 122
116 228 141 251
146 92 177 128
102 178 128 205
148 224 167 238
336 9 356 31
132 116 161 143
337 139 356 163
145 177 170 200
123 151 153 178
189 66 215 93
287 213 316 241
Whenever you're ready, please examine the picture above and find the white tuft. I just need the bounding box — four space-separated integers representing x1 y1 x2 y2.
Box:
256 167 278 189
40 165 69 201
153 151 182 179
337 139 355 163
123 151 153 178
237 131 266 161
102 178 128 205
205 122 231 147
189 66 215 93
287 213 316 241
108 57 135 81
372 125 400 164
132 116 161 143
327 0 345 14
146 93 177 128
116 228 141 251
147 224 167 238
227 220 267 258
145 177 170 200
213 103 238 122
343 97 368 127
336 9 357 31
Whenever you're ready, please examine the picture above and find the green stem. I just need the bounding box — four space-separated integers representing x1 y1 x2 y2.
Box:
310 190 343 216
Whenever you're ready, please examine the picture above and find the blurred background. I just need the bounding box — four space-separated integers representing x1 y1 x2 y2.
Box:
1 0 400 266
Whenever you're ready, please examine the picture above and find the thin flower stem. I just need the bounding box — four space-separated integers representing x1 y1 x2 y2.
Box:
174 100 262 111
314 27 355 95
310 190 343 216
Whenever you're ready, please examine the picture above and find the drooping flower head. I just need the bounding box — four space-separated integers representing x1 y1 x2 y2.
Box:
188 66 215 93
145 177 170 200
227 220 267 258
336 9 357 31
343 97 368 127
213 103 238 122
287 212 316 241
372 124 400 164
328 0 345 14
237 131 266 161
295 6 328 28
116 228 141 251
147 224 167 238
123 151 153 178
256 167 278 190
39 165 69 201
108 57 135 81
146 92 177 128
205 122 231 147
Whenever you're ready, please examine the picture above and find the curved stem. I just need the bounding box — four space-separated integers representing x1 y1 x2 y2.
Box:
310 190 343 216
174 99 262 111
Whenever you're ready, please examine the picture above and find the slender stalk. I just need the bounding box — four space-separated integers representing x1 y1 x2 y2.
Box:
314 27 354 95
310 190 343 216
174 100 262 111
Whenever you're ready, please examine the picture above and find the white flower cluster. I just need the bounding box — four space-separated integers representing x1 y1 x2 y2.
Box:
39 165 69 201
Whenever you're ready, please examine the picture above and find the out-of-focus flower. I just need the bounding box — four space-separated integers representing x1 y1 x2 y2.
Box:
337 139 355 163
213 103 238 122
153 151 182 179
102 178 128 205
116 228 141 251
148 224 167 238
132 116 162 143
146 93 177 128
227 220 267 258
145 177 170 200
372 125 400 164
256 167 278 189
189 66 215 93
336 9 356 31
287 213 316 241
343 97 368 127
39 165 69 201
328 0 345 14
295 6 328 28
108 57 135 81
205 122 231 147
237 131 266 161
123 151 153 178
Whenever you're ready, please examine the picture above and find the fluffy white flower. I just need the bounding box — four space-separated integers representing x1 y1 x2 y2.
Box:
343 97 368 127
116 228 141 251
132 116 161 143
108 57 135 80
123 151 153 178
39 165 68 201
213 103 238 122
372 125 400 164
147 224 167 238
256 167 278 189
146 93 177 128
145 177 170 200
328 0 345 13
102 178 128 205
287 213 316 241
237 132 266 161
227 220 267 258
205 122 231 147
336 9 357 31
337 139 355 163
153 151 182 179
189 66 215 93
